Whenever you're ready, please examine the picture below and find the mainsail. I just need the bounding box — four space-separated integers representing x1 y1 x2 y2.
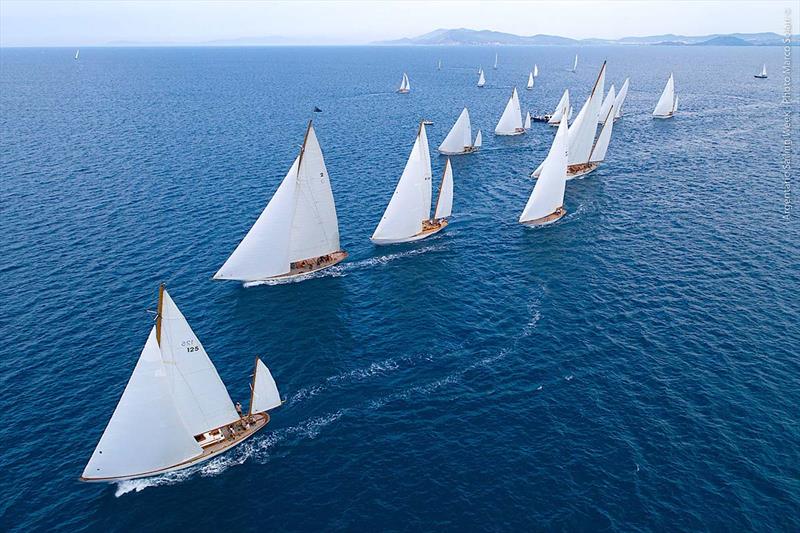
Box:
433 159 454 220
533 64 539 77
474 130 483 148
478 69 486 87
527 72 534 90
653 73 676 117
438 108 474 155
520 118 569 223
495 87 523 135
571 54 578 72
524 112 532 129
398 73 410 92
494 53 498 69
567 61 606 165
614 78 630 119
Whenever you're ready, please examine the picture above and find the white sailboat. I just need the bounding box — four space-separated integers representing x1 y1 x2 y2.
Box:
653 73 677 118
438 108 480 155
398 72 411 93
533 64 539 78
495 87 525 136
547 89 571 126
570 54 578 72
494 52 498 70
474 130 483 149
81 285 282 483
598 84 616 123
524 111 532 130
371 123 453 245
527 71 535 90
477 68 486 87
74 49 80 60
533 61 607 179
754 64 767 79
520 118 569 226
438 59 442 71
214 121 347 285
613 78 630 120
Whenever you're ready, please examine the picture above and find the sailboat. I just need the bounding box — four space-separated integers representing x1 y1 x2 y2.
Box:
598 84 616 123
371 123 453 245
527 71 535 90
398 72 411 93
524 111 532 130
754 64 767 79
532 61 607 179
531 89 570 125
653 73 677 118
81 285 282 483
438 108 481 155
495 87 525 136
494 52 498 70
570 54 578 72
477 68 486 88
214 121 347 285
438 59 442 71
520 118 569 226
533 64 539 78
613 78 630 121
74 49 80 60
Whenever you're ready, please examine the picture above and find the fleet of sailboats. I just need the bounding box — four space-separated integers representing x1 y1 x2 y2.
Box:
495 87 525 136
398 72 411 93
371 123 453 245
214 121 347 285
439 108 481 155
81 285 283 482
520 118 569 226
653 73 678 118
754 64 767 79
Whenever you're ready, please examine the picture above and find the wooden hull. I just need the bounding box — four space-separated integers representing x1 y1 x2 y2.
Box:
521 207 566 227
241 250 348 286
566 162 599 179
371 219 448 245
80 413 270 483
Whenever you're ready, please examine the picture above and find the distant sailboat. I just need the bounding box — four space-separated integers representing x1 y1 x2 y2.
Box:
494 52 499 70
527 71 535 90
754 64 767 78
520 118 569 226
547 89 571 126
74 49 80 60
653 73 677 118
474 130 483 149
524 111 532 130
533 61 608 179
533 64 539 78
81 285 282 482
598 84 616 123
570 54 578 72
438 108 480 155
438 59 442 71
613 78 630 120
371 123 452 245
398 72 411 93
495 87 525 136
214 121 347 285
477 68 486 87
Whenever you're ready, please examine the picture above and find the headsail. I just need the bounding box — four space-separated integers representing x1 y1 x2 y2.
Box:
250 358 282 414
495 87 523 135
438 108 473 155
524 112 532 129
567 61 606 165
520 118 569 223
533 64 539 77
474 130 483 148
548 89 571 125
614 78 630 119
589 102 616 163
598 85 616 123
653 73 675 117
433 159 454 220
527 72 534 89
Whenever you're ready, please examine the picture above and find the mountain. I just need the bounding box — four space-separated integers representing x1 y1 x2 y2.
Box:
373 28 798 46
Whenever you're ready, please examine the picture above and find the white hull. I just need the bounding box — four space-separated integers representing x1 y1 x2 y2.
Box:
437 147 478 156
370 220 448 245
495 129 525 137
653 115 673 119
240 251 347 286
520 208 566 227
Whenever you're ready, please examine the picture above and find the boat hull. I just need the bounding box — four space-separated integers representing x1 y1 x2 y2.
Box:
495 128 526 136
241 250 348 285
80 413 270 483
521 207 566 227
653 113 674 119
397 89 409 94
438 146 478 156
566 162 599 179
371 219 448 245
754 75 767 79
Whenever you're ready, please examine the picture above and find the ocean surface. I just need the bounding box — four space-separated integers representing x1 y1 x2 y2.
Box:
1 45 799 531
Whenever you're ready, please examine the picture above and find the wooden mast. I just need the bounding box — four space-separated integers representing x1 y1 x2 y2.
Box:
248 356 259 416
155 283 165 345
297 120 312 170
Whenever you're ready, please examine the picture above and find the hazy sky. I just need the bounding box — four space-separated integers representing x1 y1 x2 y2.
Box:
1 0 797 46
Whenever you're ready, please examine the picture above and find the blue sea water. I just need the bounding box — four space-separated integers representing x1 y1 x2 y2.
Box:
1 44 799 531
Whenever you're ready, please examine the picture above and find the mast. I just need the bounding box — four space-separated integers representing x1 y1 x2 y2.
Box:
155 283 165 345
248 356 259 416
297 120 312 170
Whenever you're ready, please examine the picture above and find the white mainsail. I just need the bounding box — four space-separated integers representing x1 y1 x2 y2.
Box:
589 102 616 163
533 64 539 77
494 53 498 69
438 108 474 155
372 124 432 241
614 78 630 119
571 54 578 72
598 84 616 123
250 358 282 414
398 73 410 92
548 89 571 125
474 130 483 148
520 118 569 223
567 61 606 165
82 327 203 480
653 73 675 117
214 122 341 282
477 69 486 87
433 159 454 220
759 64 767 77
438 59 442 70
75 49 80 60
527 72 534 90
495 87 524 135
524 111 532 129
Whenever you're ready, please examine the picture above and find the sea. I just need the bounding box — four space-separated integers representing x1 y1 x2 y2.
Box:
0 45 798 532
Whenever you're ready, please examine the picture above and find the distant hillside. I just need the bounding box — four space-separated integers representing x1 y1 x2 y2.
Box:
373 28 799 46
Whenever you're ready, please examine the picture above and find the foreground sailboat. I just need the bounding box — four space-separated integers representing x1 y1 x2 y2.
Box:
533 61 608 179
520 118 569 226
495 87 525 136
438 108 481 155
81 285 282 483
398 72 411 93
477 68 486 87
613 78 630 121
372 124 453 244
214 121 347 285
754 64 767 79
653 73 677 118
527 71 535 90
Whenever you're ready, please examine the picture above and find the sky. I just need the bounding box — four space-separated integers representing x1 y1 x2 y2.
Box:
1 0 798 47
